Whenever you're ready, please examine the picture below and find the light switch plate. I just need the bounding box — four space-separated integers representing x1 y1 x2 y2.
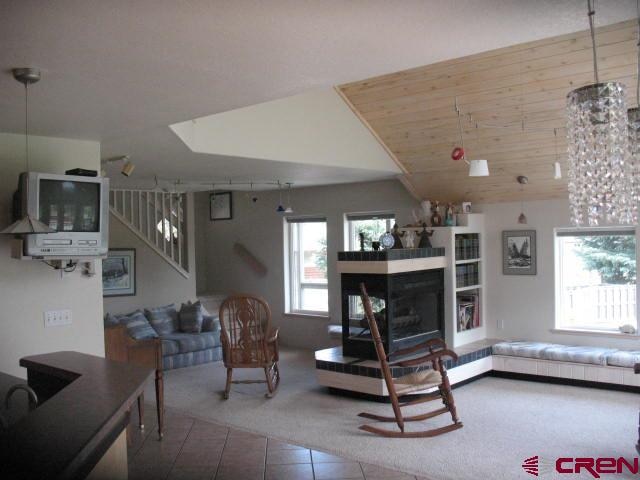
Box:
44 309 72 327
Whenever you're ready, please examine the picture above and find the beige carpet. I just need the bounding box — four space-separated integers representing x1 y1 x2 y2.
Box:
150 349 640 480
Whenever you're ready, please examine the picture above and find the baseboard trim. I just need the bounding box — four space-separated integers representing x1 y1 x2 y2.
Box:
489 370 640 393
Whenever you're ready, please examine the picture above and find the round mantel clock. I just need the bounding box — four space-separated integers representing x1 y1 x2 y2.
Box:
379 232 395 250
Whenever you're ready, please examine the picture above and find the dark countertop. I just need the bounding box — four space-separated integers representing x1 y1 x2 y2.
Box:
0 351 153 480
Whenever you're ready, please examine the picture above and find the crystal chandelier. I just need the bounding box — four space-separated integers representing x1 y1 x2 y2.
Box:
566 0 635 226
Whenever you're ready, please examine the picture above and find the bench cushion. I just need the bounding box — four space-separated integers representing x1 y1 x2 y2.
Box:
492 341 562 359
161 331 221 355
606 350 640 368
542 345 618 366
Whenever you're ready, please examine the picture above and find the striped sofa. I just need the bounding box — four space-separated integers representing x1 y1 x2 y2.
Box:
105 303 224 371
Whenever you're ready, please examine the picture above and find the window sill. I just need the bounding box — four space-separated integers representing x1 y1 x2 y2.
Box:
284 312 331 321
550 328 640 339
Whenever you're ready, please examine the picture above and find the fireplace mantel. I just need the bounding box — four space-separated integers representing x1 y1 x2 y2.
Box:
337 256 446 274
337 247 446 274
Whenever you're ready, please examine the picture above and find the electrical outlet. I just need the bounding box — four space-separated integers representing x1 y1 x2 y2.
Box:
44 309 72 327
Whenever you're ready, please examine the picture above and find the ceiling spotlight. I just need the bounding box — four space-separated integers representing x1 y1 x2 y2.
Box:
121 160 135 177
284 183 294 213
101 155 134 177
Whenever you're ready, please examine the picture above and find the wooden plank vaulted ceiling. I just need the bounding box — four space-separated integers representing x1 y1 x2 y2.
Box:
338 19 638 204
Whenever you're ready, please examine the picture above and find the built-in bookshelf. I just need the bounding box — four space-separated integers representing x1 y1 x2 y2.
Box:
430 215 486 347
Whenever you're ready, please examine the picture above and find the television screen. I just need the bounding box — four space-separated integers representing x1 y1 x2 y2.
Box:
38 179 101 232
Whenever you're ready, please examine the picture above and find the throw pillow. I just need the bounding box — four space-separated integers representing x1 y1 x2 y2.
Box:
120 311 158 340
202 314 221 333
145 304 179 335
180 302 204 334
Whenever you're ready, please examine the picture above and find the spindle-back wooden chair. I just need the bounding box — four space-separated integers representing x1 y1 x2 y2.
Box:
219 294 280 399
358 283 462 437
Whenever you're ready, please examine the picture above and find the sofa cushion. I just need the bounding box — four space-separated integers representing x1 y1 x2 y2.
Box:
180 302 204 334
145 304 179 335
202 314 221 333
542 345 618 366
118 311 159 340
163 348 223 370
161 332 221 355
492 341 562 359
606 350 640 368
161 338 181 356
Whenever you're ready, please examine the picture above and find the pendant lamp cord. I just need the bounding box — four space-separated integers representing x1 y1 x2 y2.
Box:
454 97 466 157
24 82 29 171
637 0 640 105
588 0 599 84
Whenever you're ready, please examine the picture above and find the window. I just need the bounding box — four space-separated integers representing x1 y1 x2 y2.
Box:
286 217 328 314
555 228 637 332
345 213 395 251
345 213 394 320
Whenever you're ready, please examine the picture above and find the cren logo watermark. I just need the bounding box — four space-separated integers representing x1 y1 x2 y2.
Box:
522 456 640 478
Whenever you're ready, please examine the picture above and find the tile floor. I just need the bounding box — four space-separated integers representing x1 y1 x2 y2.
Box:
128 406 431 480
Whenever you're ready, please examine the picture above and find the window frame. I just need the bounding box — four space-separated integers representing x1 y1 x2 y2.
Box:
344 212 395 322
344 212 395 251
554 226 639 334
284 216 329 316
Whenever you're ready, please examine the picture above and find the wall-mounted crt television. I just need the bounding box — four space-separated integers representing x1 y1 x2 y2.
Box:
15 172 109 257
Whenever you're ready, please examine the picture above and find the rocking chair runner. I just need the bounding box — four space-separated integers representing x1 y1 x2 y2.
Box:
358 283 463 438
219 294 280 399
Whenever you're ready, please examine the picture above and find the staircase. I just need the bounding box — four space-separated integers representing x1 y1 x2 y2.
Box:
109 189 189 278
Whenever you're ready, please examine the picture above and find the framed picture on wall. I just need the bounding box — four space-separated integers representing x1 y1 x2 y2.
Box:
502 230 537 275
210 191 233 220
102 248 136 297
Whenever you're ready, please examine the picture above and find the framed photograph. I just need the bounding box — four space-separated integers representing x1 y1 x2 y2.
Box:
210 191 232 220
461 202 472 214
502 230 537 275
102 248 136 297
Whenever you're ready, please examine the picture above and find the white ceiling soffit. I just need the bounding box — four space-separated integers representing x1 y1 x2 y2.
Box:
170 89 400 174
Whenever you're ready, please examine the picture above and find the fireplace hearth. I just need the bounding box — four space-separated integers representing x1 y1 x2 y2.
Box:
341 268 445 360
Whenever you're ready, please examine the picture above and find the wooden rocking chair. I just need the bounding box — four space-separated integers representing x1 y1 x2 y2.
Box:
358 283 463 438
219 294 280 399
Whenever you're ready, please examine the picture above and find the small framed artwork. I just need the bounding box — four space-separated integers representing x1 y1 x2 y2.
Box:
502 230 537 275
461 202 472 214
210 191 233 221
102 248 136 297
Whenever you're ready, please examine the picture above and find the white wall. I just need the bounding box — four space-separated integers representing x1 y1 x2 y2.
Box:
480 198 640 350
0 133 104 377
195 179 416 349
103 193 197 315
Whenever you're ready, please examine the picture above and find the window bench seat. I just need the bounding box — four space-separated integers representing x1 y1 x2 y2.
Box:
491 341 640 388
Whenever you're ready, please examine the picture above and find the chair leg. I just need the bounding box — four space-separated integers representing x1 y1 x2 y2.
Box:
137 393 145 430
441 369 460 424
264 365 275 398
224 368 233 400
272 362 281 391
155 369 164 440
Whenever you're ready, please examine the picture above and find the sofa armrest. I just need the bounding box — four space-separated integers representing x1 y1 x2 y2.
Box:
104 324 162 371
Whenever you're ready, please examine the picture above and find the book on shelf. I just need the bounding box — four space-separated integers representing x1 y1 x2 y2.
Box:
455 234 480 261
456 292 480 331
455 263 479 287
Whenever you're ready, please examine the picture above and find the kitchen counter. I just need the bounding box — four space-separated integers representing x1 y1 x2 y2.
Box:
0 351 153 479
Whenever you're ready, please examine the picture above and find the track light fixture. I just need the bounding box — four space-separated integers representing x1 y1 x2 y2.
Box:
101 155 135 177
